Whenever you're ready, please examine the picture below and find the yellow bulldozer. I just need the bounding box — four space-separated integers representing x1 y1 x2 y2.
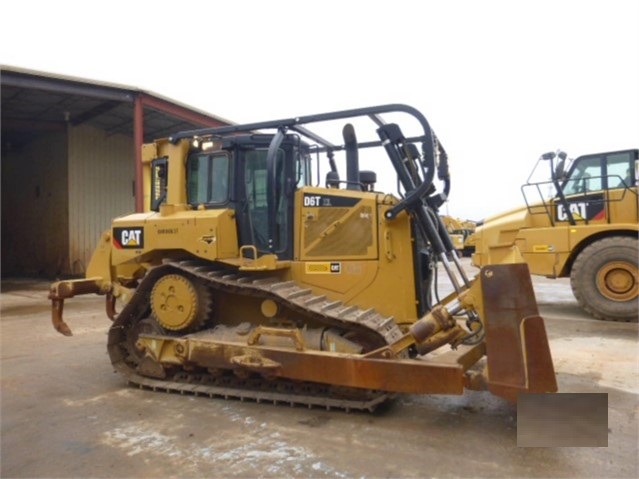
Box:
49 104 556 411
472 149 638 322
440 215 477 257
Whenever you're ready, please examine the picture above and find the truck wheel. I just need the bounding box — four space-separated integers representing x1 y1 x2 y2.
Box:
570 237 638 322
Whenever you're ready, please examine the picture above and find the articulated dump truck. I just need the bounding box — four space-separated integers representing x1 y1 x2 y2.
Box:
49 104 556 412
472 149 638 322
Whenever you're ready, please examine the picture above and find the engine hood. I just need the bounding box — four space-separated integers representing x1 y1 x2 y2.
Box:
471 205 530 267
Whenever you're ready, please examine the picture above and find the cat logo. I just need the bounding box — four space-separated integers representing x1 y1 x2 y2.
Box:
555 194 605 222
113 227 144 249
305 262 341 274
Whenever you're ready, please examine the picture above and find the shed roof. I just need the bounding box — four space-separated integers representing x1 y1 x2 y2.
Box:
1 65 234 152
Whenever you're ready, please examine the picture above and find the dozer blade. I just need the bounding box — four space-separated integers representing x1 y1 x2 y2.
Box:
480 263 557 401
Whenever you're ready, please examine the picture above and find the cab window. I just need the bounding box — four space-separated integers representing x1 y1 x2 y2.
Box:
607 152 634 188
187 152 230 206
245 148 287 252
296 150 312 187
562 151 634 195
562 156 602 195
150 157 168 211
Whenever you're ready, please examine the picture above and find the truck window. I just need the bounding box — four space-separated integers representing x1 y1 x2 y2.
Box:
607 152 634 188
562 151 635 195
562 156 602 195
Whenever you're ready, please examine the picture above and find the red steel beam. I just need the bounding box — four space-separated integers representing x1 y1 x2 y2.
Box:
139 93 229 128
133 96 144 212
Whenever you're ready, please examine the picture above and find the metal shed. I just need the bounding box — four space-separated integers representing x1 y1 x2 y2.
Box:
1 66 232 277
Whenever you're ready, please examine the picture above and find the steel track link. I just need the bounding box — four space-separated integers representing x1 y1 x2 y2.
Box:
108 260 406 412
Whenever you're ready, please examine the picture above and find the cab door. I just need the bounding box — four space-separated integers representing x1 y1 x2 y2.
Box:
235 143 296 260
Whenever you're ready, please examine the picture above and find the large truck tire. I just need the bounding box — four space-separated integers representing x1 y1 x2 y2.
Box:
570 236 638 322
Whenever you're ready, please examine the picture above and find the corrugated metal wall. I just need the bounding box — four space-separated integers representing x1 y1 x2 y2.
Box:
68 124 134 275
1 131 69 277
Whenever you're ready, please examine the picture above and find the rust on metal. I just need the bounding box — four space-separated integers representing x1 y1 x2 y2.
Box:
106 294 117 320
51 299 72 336
48 278 106 336
138 334 471 395
48 278 103 300
480 263 557 401
521 315 557 393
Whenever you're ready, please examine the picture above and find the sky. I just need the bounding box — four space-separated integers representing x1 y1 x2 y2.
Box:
1 0 638 221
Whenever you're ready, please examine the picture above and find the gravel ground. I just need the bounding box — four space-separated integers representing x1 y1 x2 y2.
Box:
1 259 637 478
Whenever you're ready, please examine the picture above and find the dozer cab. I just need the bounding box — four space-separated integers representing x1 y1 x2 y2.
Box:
472 149 638 322
49 104 556 411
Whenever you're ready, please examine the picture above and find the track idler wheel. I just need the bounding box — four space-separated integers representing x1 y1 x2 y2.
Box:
150 273 211 332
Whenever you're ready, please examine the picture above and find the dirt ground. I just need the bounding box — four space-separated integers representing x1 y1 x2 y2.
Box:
1 259 638 479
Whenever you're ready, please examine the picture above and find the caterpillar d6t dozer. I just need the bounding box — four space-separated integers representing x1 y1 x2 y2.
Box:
49 104 556 411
